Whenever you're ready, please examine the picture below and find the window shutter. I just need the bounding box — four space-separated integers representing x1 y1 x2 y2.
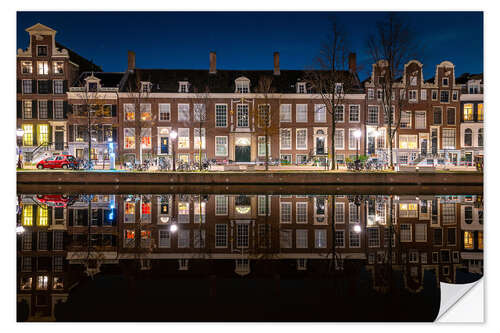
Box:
47 101 53 119
112 127 117 142
32 80 37 94
68 209 73 226
112 105 117 117
460 104 464 122
17 80 21 94
17 101 22 119
47 207 53 230
48 80 53 94
48 125 53 145
68 125 74 142
473 104 478 122
63 101 68 119
82 209 88 226
97 209 103 226
63 80 68 93
32 100 38 119
33 124 38 146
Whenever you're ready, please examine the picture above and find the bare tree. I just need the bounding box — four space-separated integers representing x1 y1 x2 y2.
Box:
254 75 280 170
190 86 211 170
306 19 357 170
125 73 155 165
71 77 108 168
366 13 416 169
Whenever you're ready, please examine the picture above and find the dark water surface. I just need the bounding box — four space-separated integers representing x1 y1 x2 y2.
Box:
16 188 483 322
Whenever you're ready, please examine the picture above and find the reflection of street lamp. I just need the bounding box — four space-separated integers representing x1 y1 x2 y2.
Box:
170 130 177 171
169 224 178 232
354 129 361 161
108 137 115 170
353 224 362 233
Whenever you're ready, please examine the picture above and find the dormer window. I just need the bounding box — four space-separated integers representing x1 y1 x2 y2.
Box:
235 77 250 93
335 83 344 95
37 45 48 57
179 81 189 93
468 81 480 94
141 82 151 93
297 82 306 94
442 77 449 87
88 82 97 92
53 61 64 74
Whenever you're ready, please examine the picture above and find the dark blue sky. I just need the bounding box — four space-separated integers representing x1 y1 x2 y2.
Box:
17 11 483 80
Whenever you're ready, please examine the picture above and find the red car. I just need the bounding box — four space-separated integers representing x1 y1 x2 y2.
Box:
36 155 79 170
34 194 74 208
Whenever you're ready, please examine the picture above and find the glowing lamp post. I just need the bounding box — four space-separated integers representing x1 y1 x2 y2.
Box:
170 130 177 171
108 137 115 170
353 129 362 161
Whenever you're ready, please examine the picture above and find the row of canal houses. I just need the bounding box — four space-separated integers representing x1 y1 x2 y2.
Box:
17 23 484 167
17 193 483 320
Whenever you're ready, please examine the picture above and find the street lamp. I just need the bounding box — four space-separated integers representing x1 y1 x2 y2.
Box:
170 130 177 171
354 129 361 162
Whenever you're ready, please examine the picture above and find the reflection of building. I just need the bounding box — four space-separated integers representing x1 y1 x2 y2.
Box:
17 193 483 320
16 23 101 163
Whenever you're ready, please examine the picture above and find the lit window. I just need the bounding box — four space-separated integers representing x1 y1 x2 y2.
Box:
194 128 206 149
421 89 427 100
399 203 418 218
140 104 152 121
124 128 135 149
21 61 32 74
280 104 291 122
236 80 250 93
178 128 189 149
124 104 135 121
37 206 49 226
22 205 33 226
22 124 33 146
194 104 206 122
257 136 271 157
478 104 483 121
140 128 152 149
415 111 426 129
315 229 327 248
37 61 49 75
38 124 49 145
464 231 474 249
442 129 456 149
124 230 135 248
36 275 48 290
334 129 344 149
280 128 291 150
53 61 64 74
400 111 412 128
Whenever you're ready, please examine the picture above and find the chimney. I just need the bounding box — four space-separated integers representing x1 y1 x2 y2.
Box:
348 52 356 73
273 52 280 75
209 51 216 74
128 50 136 72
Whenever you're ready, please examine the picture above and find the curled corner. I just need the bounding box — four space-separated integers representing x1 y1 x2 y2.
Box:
436 279 484 322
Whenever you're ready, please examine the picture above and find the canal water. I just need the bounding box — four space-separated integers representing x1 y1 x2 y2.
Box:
16 191 483 322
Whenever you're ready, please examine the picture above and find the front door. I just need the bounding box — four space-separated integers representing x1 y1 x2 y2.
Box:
55 131 64 150
420 139 427 155
235 145 251 162
160 137 169 154
316 137 325 155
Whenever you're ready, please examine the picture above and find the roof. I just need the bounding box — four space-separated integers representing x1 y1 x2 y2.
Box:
56 42 103 73
74 72 125 88
455 73 483 84
120 68 364 94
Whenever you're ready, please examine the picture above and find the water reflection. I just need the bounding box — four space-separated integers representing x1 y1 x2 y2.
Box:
16 193 483 322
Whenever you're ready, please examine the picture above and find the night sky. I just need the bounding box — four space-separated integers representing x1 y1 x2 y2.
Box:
17 12 483 80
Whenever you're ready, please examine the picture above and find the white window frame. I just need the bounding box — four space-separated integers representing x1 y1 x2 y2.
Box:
280 202 292 223
296 202 308 224
314 104 326 123
349 105 360 123
415 111 426 129
280 128 292 150
280 104 292 122
296 128 307 150
178 81 189 93
215 104 228 128
334 129 344 150
296 104 308 123
296 229 308 248
159 103 171 122
421 89 427 101
178 104 190 122
215 136 228 156
297 82 306 94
